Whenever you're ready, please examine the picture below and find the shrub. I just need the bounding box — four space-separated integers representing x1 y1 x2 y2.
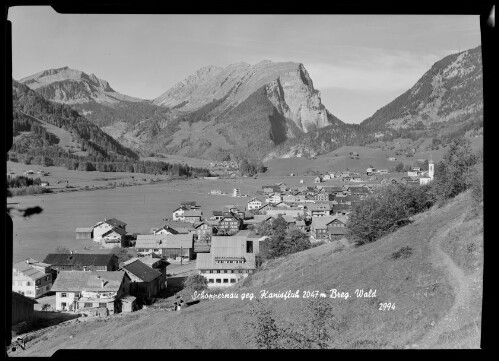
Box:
183 274 208 292
347 184 435 245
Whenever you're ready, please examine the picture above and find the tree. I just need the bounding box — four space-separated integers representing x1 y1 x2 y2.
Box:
183 274 208 292
432 138 477 200
394 162 404 172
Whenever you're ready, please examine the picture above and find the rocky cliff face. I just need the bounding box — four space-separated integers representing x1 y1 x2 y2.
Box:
361 46 483 130
19 66 143 105
154 60 340 135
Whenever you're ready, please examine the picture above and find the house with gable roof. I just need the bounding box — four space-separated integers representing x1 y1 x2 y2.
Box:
92 218 127 243
247 197 263 210
119 259 162 299
13 258 53 298
101 227 127 249
50 270 131 314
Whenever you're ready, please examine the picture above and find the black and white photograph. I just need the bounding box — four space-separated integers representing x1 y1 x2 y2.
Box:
4 3 491 354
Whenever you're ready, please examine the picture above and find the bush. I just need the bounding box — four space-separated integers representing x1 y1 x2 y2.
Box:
183 274 208 292
347 183 435 245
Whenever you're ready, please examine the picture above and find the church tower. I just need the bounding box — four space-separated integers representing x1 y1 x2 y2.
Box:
428 156 434 181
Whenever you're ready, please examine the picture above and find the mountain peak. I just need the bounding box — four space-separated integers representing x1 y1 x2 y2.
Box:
18 67 143 104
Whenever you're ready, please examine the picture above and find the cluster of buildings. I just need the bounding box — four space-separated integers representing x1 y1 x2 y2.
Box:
12 246 169 319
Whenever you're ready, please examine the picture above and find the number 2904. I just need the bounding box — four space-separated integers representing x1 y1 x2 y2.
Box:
379 302 395 311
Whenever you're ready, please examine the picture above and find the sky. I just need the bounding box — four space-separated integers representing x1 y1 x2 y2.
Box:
8 7 481 124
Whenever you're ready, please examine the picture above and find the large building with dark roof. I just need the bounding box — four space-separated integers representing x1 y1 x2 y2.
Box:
43 253 119 273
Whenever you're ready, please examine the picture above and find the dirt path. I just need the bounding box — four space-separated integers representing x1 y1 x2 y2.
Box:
416 210 476 348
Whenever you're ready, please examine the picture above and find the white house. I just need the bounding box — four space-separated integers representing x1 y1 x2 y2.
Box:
51 271 130 314
92 218 127 243
100 227 127 249
265 193 282 204
407 171 419 177
233 188 241 197
172 207 186 221
247 197 263 210
323 174 331 181
13 258 53 298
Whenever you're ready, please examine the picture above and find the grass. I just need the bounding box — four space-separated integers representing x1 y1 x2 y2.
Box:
13 191 482 354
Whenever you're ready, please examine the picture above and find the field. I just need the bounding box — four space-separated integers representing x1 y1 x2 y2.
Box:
263 145 439 177
12 191 483 353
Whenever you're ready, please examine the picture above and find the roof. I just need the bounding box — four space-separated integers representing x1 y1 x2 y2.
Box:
105 218 127 228
13 259 48 280
75 228 93 233
248 197 262 203
12 291 38 304
102 227 127 237
271 214 296 223
43 253 117 267
196 252 256 270
135 234 193 249
210 235 249 258
121 260 161 282
311 216 338 229
123 254 164 268
180 201 197 206
51 271 126 292
154 225 180 234
347 186 370 193
183 210 203 217
252 215 274 223
213 210 224 216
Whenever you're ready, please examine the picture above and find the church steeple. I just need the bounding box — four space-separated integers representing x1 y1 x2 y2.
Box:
428 155 434 180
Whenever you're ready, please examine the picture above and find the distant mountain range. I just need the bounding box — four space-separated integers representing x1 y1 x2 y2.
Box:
15 45 483 162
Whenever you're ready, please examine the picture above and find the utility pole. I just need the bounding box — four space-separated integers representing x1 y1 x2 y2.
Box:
180 246 183 265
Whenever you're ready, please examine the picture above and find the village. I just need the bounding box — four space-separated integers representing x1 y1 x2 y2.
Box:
11 160 435 342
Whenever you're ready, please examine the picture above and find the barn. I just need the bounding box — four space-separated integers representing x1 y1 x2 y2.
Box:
11 292 37 325
75 228 93 240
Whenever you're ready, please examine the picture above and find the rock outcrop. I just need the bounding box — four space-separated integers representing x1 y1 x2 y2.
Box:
153 61 340 134
19 66 143 105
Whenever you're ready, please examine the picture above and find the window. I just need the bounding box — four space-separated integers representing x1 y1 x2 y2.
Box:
216 270 220 274
26 281 31 286
208 279 214 283
61 302 67 308
246 241 253 253
84 302 93 308
99 303 106 308
61 293 67 298
223 279 229 283
216 279 221 283
230 279 236 283
224 270 228 273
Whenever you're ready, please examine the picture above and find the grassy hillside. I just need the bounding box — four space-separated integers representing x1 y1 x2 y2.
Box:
13 190 482 354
